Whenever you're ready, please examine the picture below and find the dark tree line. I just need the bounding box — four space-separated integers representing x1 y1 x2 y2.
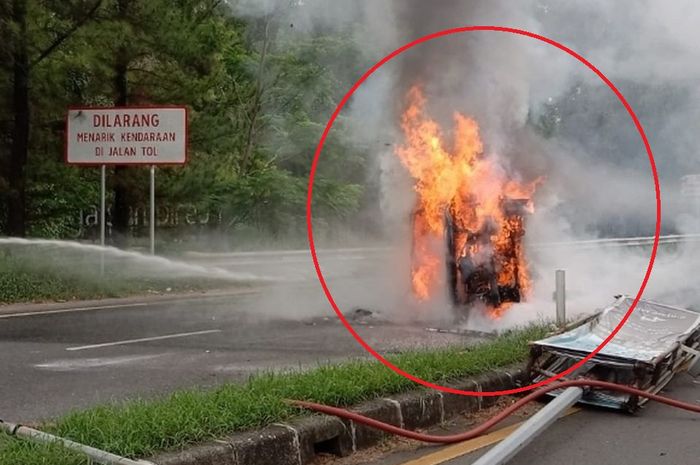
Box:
0 0 375 244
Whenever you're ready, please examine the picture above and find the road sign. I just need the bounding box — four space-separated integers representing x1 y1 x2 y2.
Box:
65 106 188 259
65 106 187 165
681 174 700 197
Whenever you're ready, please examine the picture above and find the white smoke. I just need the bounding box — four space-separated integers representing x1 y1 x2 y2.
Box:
226 1 700 326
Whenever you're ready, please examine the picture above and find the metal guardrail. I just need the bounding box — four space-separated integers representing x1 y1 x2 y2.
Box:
4 234 686 268
530 233 700 249
182 246 392 259
181 233 699 262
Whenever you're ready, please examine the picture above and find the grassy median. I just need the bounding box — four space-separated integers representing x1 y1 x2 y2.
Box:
0 325 546 465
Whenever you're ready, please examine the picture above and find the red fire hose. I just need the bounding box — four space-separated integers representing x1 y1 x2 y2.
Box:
289 379 700 444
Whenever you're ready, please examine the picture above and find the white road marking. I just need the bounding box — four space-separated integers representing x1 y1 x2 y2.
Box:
66 329 221 351
0 302 148 319
35 354 167 371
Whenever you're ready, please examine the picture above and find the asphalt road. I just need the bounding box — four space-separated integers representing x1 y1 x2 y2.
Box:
0 249 480 422
469 374 700 465
3 242 699 465
324 374 699 465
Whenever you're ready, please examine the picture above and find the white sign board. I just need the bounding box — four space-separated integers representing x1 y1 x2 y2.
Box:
681 174 700 197
65 107 187 165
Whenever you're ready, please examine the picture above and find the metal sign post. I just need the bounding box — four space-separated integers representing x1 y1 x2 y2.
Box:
100 165 106 275
150 165 155 255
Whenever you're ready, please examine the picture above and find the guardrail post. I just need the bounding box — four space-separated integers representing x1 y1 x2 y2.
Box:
555 269 566 327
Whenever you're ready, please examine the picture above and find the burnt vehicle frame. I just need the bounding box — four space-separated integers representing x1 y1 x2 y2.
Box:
444 197 530 311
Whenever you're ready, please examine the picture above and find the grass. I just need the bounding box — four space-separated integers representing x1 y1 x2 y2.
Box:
0 434 88 465
0 325 547 465
0 253 234 304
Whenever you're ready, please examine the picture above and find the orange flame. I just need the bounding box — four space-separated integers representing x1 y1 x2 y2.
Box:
395 86 539 316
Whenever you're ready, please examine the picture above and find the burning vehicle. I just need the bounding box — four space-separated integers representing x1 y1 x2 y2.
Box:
445 197 530 310
397 86 537 319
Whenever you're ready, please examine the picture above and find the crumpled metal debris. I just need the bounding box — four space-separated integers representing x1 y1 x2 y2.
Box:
529 295 700 410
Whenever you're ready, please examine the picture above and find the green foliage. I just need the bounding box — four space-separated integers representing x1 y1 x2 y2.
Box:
0 0 373 243
0 433 88 465
528 100 561 139
0 325 547 463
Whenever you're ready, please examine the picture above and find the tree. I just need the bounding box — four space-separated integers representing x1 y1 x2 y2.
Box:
0 1 378 244
0 0 102 236
71 0 246 244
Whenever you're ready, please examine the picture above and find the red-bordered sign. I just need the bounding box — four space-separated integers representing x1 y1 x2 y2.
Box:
65 106 188 166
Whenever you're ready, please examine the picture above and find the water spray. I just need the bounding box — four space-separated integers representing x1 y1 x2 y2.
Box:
0 237 271 282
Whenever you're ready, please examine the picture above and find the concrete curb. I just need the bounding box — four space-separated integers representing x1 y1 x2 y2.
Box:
152 367 526 465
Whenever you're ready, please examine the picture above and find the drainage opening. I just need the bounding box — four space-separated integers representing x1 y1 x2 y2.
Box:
313 436 343 457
